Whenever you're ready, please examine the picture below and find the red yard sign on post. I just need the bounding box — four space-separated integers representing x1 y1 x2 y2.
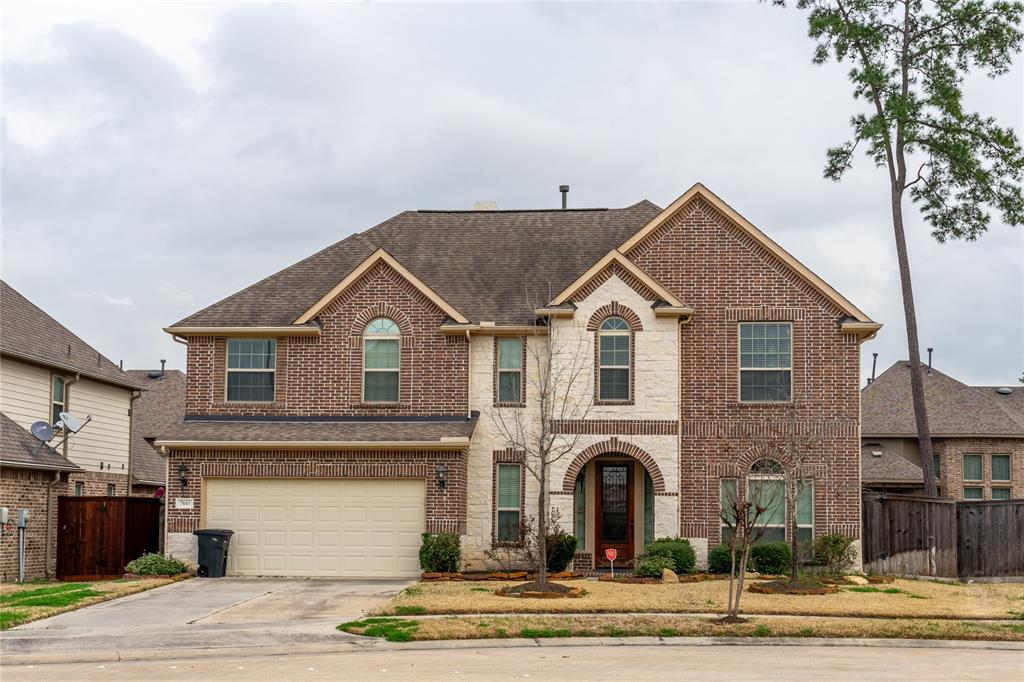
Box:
605 548 617 578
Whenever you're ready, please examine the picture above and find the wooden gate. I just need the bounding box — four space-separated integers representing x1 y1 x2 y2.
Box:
57 497 162 580
957 500 1024 578
861 492 958 578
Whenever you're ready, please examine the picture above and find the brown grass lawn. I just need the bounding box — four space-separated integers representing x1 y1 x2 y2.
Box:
342 613 1024 642
0 576 183 630
374 579 1024 621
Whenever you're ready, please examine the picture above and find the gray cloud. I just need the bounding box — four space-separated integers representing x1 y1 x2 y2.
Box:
3 3 1020 383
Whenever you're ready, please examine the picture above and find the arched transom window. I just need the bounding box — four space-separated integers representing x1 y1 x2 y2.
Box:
363 317 400 403
598 316 630 402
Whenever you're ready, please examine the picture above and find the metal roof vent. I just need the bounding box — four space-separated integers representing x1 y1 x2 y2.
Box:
997 387 1013 395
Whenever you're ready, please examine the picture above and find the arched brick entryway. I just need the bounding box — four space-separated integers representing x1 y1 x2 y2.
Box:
561 437 665 493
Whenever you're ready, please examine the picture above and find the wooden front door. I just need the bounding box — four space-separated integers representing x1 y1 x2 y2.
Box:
596 462 633 566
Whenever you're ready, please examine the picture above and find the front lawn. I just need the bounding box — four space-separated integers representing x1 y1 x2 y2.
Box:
373 579 1024 620
0 577 182 629
340 614 1024 642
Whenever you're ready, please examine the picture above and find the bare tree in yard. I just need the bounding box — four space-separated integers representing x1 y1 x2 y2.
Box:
719 472 789 621
490 303 593 589
775 0 1024 496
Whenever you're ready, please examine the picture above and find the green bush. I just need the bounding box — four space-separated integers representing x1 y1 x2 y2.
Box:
644 538 697 574
707 544 735 574
749 542 791 575
813 534 857 574
418 533 461 573
634 555 676 578
124 552 189 575
545 532 578 573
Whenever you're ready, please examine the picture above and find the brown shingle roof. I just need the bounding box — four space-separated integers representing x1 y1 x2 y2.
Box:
1 281 141 389
125 370 187 439
860 443 924 483
155 417 477 446
130 432 165 486
1 412 80 471
862 362 1024 437
172 202 662 328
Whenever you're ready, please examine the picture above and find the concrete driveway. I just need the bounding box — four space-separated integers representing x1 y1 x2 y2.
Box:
0 578 411 658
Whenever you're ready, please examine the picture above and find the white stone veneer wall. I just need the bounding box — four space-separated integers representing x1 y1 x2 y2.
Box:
462 274 682 568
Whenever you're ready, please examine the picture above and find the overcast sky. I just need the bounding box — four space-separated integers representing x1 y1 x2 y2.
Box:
2 1 1021 385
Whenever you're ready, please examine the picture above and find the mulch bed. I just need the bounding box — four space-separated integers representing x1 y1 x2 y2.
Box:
494 582 586 599
597 575 661 584
421 571 585 582
747 580 839 595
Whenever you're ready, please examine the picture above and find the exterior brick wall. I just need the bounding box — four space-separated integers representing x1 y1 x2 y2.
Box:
628 197 863 542
0 468 70 581
934 437 1024 500
184 261 468 418
165 448 467 535
68 471 129 497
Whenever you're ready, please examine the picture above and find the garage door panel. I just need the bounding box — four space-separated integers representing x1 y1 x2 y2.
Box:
205 478 426 578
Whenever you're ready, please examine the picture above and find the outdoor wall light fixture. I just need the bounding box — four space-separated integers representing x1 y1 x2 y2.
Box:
436 464 448 491
178 464 189 488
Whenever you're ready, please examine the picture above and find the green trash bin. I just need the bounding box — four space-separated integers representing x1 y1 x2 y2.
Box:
193 529 234 578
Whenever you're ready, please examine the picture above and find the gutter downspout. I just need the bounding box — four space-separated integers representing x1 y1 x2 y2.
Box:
465 330 472 421
127 389 141 496
44 469 60 578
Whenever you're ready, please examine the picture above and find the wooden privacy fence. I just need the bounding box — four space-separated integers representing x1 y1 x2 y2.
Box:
57 496 162 580
862 492 1024 578
862 492 958 577
957 500 1024 578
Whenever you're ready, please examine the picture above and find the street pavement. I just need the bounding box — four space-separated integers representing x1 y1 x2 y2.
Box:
4 641 1022 681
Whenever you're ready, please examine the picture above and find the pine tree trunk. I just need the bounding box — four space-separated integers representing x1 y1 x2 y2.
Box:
890 184 938 496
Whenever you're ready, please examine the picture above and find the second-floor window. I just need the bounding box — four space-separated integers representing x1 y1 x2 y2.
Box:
598 316 631 402
226 339 276 402
363 317 400 403
496 337 524 405
739 322 792 402
51 375 65 425
963 454 983 481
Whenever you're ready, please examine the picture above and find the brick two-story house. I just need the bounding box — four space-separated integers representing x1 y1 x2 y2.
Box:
862 362 1023 498
158 184 880 577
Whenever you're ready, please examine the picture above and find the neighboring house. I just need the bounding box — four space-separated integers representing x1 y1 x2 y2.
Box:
861 362 1024 499
158 183 880 577
125 366 185 495
0 281 144 580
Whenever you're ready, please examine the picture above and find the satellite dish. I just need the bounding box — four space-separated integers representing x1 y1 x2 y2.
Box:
58 412 84 433
30 421 55 442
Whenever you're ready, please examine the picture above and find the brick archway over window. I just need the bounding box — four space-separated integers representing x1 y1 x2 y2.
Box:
349 302 413 336
586 301 643 332
561 437 665 493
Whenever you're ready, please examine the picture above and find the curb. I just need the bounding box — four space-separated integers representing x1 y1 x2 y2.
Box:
3 635 1022 666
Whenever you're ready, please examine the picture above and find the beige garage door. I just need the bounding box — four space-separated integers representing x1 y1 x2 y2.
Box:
204 478 425 578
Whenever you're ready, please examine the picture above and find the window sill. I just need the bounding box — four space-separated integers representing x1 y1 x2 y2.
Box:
594 400 634 406
493 402 526 409
220 400 278 405
356 402 405 408
736 400 794 406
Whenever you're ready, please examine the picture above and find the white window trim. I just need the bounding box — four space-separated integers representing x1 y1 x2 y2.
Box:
962 453 984 482
737 322 793 404
225 338 277 403
991 454 1011 482
963 486 984 500
796 480 814 543
597 317 631 403
991 487 1011 500
495 337 524 405
496 463 523 544
362 319 401 404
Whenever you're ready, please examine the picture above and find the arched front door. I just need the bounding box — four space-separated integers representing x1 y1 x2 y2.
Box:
595 461 633 565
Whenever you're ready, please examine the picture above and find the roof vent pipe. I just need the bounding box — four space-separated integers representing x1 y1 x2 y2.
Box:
927 347 933 373
869 352 878 385
160 359 166 377
559 185 569 209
